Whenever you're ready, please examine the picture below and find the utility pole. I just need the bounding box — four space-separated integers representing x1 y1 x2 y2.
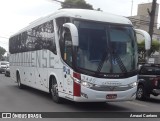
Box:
131 0 133 16
148 0 157 42
146 0 157 62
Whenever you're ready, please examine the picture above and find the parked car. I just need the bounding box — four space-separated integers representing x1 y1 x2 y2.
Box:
136 64 160 100
4 64 10 77
0 61 9 74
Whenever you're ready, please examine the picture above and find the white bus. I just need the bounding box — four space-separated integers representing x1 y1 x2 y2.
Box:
9 9 151 103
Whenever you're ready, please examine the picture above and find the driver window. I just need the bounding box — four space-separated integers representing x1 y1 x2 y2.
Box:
63 28 73 67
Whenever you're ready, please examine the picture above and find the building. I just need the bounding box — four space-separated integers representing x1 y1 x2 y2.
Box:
129 2 160 64
129 2 160 41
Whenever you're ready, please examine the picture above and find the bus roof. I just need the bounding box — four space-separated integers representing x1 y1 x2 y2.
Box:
53 9 132 24
11 9 132 37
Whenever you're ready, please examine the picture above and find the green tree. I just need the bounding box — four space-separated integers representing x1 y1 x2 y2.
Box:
62 0 93 10
138 40 160 63
0 46 6 60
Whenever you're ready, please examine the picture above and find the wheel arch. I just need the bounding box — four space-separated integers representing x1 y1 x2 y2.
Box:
49 74 58 93
16 69 20 82
137 79 145 87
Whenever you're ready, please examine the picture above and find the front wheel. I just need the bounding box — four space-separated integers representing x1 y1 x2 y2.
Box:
50 78 63 103
136 85 149 100
17 73 24 89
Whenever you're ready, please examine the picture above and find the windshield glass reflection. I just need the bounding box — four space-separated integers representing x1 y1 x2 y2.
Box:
74 20 138 74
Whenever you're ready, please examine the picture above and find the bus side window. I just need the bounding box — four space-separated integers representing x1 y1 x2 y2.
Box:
63 28 73 67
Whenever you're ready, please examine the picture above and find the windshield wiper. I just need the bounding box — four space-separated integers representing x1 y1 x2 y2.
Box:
95 51 109 75
94 50 127 75
113 27 136 70
95 27 130 75
113 53 127 73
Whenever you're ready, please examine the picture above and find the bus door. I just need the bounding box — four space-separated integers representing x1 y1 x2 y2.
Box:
62 29 74 100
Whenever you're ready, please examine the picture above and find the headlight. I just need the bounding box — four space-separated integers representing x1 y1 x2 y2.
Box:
129 82 137 88
81 81 94 88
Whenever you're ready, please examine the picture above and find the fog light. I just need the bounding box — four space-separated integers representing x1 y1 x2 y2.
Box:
81 92 88 98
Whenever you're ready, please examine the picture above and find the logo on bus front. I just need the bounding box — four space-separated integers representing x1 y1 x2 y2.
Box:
102 81 121 86
112 58 117 65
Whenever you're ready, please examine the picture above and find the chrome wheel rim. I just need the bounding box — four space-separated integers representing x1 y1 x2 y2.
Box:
137 88 143 98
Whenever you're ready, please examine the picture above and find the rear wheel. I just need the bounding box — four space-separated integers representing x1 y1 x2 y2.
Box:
50 77 63 103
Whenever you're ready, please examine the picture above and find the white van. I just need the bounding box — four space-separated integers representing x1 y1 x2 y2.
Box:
0 61 9 73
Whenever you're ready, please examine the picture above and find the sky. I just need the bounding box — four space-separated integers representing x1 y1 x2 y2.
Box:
0 0 159 51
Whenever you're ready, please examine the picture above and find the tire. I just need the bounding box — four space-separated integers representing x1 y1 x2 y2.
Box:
17 73 24 89
136 85 149 100
50 77 63 103
5 72 8 77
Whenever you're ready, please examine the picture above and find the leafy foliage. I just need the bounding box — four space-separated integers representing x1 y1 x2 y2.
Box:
62 0 93 10
0 46 6 60
150 40 160 53
138 40 160 63
138 40 160 54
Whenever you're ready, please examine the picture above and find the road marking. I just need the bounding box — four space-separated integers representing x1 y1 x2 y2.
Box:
125 101 148 107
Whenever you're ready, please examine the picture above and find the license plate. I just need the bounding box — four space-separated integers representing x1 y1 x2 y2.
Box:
106 94 117 99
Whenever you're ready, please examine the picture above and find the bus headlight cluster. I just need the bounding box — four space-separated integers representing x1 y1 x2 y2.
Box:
128 82 137 88
81 81 94 88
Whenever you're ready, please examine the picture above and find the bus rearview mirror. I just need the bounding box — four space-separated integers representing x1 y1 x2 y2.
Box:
135 29 151 50
63 23 79 46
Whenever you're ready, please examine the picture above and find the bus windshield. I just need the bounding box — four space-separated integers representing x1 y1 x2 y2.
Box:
74 20 138 75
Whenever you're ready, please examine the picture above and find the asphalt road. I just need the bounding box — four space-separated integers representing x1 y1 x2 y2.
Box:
0 74 160 121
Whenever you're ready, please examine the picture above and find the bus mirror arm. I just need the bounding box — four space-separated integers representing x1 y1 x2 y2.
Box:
63 23 79 46
135 29 151 50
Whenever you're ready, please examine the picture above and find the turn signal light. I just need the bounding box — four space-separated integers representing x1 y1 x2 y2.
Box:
73 72 81 96
73 81 81 96
73 72 81 80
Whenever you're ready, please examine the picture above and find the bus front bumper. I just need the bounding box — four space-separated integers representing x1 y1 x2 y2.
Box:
73 86 137 102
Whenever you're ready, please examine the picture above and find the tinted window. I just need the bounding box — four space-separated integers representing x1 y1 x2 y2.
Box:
63 28 73 67
140 66 160 75
1 62 8 65
74 20 137 74
9 20 56 54
56 17 70 58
